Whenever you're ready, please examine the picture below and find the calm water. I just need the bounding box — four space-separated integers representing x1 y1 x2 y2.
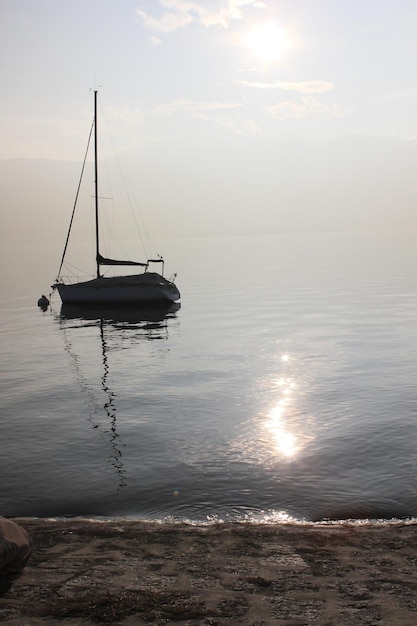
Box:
1 231 417 523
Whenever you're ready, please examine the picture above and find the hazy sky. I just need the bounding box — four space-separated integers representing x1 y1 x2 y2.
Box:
1 0 417 246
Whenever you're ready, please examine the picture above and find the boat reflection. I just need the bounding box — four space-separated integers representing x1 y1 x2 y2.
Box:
56 302 180 489
60 302 180 324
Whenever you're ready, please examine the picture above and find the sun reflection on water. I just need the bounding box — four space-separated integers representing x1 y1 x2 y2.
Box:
234 350 312 466
263 360 305 459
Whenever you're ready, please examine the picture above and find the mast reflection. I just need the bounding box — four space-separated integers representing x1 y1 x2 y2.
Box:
98 317 125 488
57 302 180 489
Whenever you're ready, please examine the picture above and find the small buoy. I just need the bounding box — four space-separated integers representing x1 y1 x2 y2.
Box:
37 295 49 310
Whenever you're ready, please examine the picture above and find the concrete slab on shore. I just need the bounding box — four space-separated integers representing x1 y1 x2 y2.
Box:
1 518 416 625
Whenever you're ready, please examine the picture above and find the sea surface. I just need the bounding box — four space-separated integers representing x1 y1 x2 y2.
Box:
1 231 417 523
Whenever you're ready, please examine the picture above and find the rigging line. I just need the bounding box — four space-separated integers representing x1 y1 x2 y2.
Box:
99 101 156 259
56 117 95 280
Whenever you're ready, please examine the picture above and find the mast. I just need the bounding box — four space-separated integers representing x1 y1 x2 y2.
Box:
94 90 100 279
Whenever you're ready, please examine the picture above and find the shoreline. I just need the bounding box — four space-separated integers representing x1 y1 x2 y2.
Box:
1 518 417 624
8 513 417 525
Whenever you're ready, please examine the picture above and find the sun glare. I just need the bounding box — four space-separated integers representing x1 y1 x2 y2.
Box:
268 405 298 458
244 22 291 62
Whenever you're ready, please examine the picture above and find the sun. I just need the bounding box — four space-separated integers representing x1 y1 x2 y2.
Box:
243 22 291 62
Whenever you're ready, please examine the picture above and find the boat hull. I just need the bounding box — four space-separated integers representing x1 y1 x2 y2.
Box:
60 301 180 322
54 273 180 306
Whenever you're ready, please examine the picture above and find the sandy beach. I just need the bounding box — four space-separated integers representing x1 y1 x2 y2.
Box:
1 518 416 625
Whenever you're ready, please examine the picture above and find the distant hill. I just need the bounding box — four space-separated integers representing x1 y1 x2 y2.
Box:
0 159 87 249
1 135 416 248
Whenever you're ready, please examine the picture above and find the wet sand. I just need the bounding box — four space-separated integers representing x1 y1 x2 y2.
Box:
1 518 417 625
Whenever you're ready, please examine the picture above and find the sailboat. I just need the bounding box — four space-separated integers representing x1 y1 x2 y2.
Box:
52 90 180 306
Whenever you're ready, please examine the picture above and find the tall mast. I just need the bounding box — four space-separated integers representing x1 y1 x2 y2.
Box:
94 90 100 279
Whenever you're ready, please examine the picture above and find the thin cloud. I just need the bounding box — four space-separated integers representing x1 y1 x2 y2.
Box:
194 112 261 135
152 99 243 115
137 0 266 33
234 79 335 94
136 7 193 33
151 98 257 135
264 97 346 120
103 105 145 126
